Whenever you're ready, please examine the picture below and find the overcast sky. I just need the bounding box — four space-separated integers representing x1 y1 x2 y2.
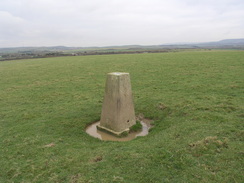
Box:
0 0 243 47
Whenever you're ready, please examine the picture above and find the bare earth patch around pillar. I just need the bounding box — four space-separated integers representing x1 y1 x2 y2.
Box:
86 119 152 141
97 72 136 136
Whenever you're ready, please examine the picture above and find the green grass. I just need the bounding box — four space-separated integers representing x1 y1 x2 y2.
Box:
0 50 243 182
130 121 143 132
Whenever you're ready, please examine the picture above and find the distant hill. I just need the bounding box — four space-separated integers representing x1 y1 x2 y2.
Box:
217 38 244 44
0 46 80 54
0 38 243 61
196 39 244 47
1 38 244 53
159 38 244 48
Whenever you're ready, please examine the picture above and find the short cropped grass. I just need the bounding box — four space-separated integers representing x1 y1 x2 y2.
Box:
130 121 143 133
0 50 243 182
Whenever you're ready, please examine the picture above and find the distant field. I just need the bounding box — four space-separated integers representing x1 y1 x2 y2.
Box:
0 50 243 182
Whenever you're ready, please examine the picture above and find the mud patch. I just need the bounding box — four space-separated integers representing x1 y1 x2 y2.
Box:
91 156 103 163
86 119 152 141
188 136 229 157
44 143 55 147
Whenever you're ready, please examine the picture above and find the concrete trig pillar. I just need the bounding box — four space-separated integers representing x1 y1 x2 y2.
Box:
97 72 136 136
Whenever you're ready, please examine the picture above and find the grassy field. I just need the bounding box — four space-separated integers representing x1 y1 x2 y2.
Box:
0 50 243 182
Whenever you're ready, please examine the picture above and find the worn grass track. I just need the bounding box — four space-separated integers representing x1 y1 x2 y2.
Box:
0 50 243 182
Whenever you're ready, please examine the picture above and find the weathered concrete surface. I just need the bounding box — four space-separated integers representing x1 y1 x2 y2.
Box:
98 72 136 135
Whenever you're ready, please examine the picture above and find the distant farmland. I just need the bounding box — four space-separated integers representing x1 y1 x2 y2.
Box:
1 38 244 61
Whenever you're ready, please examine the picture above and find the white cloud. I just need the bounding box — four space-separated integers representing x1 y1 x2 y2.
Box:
0 0 243 47
0 11 29 43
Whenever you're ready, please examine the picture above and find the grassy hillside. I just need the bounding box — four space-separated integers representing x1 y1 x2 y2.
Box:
0 50 243 182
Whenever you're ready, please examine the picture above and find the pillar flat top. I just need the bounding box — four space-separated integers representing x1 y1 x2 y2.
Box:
108 72 129 76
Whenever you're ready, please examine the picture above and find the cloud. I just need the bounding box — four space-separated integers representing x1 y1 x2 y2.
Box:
0 0 243 47
0 11 29 45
